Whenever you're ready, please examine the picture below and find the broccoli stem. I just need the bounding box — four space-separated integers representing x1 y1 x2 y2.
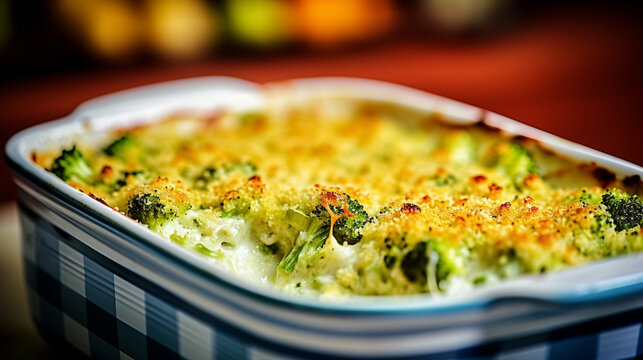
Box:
278 243 305 273
286 209 310 231
307 217 330 250
278 217 328 273
195 243 224 259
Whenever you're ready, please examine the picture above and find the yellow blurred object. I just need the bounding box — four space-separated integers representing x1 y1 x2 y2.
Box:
144 0 217 60
292 0 397 48
225 0 293 48
83 0 142 61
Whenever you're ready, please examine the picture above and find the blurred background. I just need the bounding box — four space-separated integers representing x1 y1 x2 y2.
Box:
0 0 642 358
1 1 643 200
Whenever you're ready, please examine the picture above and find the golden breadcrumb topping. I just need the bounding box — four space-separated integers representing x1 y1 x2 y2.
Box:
37 101 643 297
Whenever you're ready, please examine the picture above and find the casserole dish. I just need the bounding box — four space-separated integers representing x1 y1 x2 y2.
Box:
6 77 643 359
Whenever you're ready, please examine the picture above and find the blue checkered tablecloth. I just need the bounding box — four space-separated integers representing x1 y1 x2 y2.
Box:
20 204 643 360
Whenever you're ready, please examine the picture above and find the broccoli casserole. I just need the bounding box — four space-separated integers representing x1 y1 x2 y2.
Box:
36 101 643 298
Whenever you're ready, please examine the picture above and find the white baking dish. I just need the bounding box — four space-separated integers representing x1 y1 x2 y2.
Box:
6 77 643 359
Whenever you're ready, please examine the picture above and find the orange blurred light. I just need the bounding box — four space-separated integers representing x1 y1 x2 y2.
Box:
292 0 397 48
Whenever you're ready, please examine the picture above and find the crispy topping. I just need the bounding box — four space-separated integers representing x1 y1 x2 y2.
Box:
39 104 643 297
400 203 421 214
471 175 487 183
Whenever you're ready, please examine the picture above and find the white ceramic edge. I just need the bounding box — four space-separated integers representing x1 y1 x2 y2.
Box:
6 76 643 312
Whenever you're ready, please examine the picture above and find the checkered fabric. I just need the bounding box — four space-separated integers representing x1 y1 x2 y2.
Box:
21 207 278 360
20 206 643 360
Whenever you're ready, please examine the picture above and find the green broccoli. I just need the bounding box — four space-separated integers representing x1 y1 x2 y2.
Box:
221 205 252 218
313 194 370 245
401 242 428 282
194 243 224 259
194 161 257 189
401 240 457 289
126 193 189 230
112 170 145 190
492 142 539 179
103 135 136 158
441 130 477 164
285 209 310 231
193 167 218 189
602 191 643 231
370 206 396 225
49 146 94 183
434 173 456 187
562 188 608 207
278 214 329 273
279 193 370 273
376 206 395 216
231 162 258 177
578 189 602 206
220 193 254 218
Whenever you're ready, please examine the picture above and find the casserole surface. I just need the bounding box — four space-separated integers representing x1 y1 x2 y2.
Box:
32 79 643 299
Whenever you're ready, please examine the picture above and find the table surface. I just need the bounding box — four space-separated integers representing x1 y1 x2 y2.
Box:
0 203 60 358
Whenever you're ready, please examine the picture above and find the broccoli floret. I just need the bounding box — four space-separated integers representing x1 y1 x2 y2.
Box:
220 194 254 218
126 193 187 230
91 169 148 194
563 188 602 207
401 240 457 290
278 193 370 272
433 243 458 283
194 167 218 189
113 170 145 190
383 254 397 269
376 206 394 216
434 173 456 187
103 136 136 158
49 146 94 183
310 194 370 245
401 242 428 282
194 161 257 189
578 189 602 206
602 191 643 231
127 193 170 225
492 142 539 178
333 199 369 244
441 130 477 164
371 205 396 224
229 162 257 177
